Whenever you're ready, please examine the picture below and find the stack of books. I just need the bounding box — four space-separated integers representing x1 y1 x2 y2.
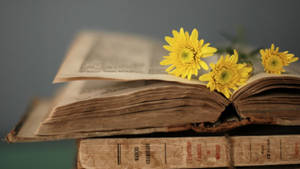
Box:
6 31 300 169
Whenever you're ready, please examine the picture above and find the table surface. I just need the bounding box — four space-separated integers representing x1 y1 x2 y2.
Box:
0 140 76 169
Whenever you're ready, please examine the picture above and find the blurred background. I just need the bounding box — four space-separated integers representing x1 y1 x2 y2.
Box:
1 1 300 168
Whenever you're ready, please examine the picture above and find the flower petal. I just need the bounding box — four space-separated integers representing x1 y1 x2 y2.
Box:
190 29 198 41
163 45 173 51
165 36 174 45
199 60 209 70
199 73 210 81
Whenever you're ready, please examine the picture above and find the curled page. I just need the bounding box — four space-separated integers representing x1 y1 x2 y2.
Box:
53 31 206 85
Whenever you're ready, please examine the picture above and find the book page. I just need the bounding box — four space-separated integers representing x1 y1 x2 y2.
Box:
6 99 173 143
49 80 221 110
231 71 300 101
36 80 227 135
53 31 204 85
230 65 300 126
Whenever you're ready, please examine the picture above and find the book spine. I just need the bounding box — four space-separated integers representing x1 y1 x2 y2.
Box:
78 135 300 169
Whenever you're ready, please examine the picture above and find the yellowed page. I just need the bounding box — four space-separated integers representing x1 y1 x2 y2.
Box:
53 31 207 85
231 72 300 101
6 99 172 143
37 80 227 136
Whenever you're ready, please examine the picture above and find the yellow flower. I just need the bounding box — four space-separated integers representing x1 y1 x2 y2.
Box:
160 28 217 80
199 50 252 98
260 44 298 74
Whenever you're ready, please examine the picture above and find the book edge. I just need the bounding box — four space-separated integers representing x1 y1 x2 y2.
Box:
6 98 41 143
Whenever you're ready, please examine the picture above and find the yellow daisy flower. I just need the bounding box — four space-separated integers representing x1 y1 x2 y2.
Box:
160 28 217 80
260 44 298 74
199 50 252 98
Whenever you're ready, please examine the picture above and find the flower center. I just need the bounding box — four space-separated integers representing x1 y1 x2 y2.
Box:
218 69 232 84
268 55 283 71
180 48 194 64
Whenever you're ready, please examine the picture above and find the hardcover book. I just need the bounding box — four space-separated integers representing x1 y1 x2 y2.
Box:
77 135 300 169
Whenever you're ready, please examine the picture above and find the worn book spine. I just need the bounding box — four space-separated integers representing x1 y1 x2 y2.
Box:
77 135 300 169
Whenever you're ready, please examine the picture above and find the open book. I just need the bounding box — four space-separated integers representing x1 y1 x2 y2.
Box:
7 31 300 142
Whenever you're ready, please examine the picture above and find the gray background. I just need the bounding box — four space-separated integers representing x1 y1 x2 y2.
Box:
1 0 300 137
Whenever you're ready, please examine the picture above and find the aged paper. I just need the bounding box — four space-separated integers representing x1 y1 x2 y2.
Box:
37 80 226 135
53 31 300 88
53 31 204 85
6 99 172 143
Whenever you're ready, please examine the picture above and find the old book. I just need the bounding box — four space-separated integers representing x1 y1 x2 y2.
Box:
6 31 300 143
77 135 300 169
7 75 300 142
